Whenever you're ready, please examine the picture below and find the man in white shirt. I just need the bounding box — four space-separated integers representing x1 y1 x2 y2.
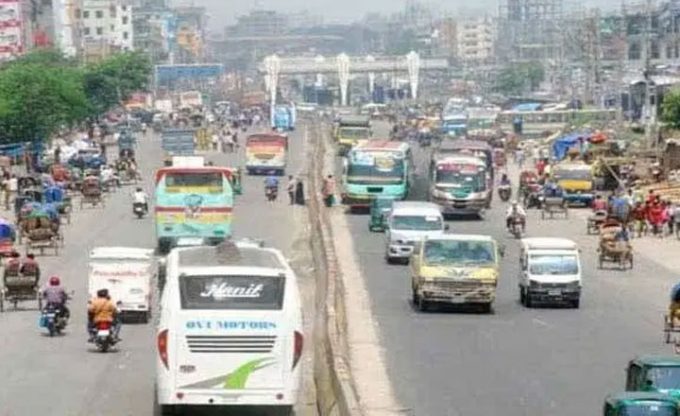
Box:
132 187 149 212
505 200 527 232
4 175 17 210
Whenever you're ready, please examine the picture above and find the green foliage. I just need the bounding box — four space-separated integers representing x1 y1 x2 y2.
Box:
0 49 151 144
494 61 545 95
661 88 680 129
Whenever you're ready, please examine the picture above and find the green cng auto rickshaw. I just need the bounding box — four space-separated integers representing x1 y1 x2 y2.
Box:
228 167 242 195
626 356 680 399
604 392 680 415
368 196 395 232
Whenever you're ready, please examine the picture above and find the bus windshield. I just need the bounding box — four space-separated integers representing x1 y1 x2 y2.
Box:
347 152 405 184
180 275 285 310
165 172 224 190
423 239 496 266
647 367 680 390
435 169 485 192
339 127 370 139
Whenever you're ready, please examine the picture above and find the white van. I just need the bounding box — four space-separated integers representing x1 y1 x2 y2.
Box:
155 241 303 416
385 201 447 264
88 246 154 323
519 238 582 308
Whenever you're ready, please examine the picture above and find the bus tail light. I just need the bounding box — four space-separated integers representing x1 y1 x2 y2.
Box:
292 331 303 370
158 329 169 369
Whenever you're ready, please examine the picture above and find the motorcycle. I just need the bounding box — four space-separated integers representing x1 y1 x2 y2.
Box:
133 202 147 219
498 185 512 202
524 191 544 209
265 186 278 202
40 304 68 337
94 321 117 352
509 215 524 239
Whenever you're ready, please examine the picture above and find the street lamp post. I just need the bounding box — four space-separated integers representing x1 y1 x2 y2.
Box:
337 53 350 106
406 51 421 100
264 54 280 126
366 55 376 100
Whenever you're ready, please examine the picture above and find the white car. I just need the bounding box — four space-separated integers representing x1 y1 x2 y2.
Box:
385 202 447 264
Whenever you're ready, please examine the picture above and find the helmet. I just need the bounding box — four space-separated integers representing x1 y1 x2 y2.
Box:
49 276 60 286
97 288 109 298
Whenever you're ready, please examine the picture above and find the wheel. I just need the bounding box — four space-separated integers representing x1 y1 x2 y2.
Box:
37 294 42 311
140 311 149 324
0 291 4 312
48 324 56 337
571 297 580 309
417 295 429 312
412 287 419 305
525 293 533 308
598 254 604 269
520 287 526 306
629 253 634 269
480 303 493 314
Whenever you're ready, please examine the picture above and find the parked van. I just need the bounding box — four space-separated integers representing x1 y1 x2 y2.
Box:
519 237 581 308
385 201 447 264
155 241 303 416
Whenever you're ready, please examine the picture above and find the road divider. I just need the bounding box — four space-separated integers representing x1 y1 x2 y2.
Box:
308 121 363 416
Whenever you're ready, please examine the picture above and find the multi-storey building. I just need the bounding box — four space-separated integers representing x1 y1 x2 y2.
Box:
457 17 495 62
78 0 133 60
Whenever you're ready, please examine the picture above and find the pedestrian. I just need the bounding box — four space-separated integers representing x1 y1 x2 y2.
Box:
322 175 335 207
295 178 306 206
286 175 296 205
4 174 17 211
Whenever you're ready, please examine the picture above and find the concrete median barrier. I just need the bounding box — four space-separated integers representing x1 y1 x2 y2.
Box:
307 121 363 416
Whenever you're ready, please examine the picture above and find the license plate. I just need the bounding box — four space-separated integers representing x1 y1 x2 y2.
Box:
548 290 561 296
449 297 466 304
97 330 111 337
176 237 203 246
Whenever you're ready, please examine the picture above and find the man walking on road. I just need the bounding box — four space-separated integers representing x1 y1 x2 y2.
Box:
286 176 296 205
322 175 335 207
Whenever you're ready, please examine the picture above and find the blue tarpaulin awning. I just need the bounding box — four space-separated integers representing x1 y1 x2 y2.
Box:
512 103 542 112
552 132 591 160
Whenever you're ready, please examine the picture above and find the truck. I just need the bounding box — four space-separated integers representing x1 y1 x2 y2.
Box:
410 234 501 313
552 161 594 205
161 128 196 166
334 115 371 155
88 247 155 323
273 104 296 131
179 91 203 108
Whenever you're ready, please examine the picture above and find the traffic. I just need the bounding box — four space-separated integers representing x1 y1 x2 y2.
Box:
328 99 680 415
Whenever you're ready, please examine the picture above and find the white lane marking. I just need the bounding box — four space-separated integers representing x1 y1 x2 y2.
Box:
532 317 553 329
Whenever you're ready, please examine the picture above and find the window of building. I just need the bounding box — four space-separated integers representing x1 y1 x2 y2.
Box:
110 7 116 18
83 10 90 18
628 42 641 60
121 5 127 11
122 16 128 24
96 27 103 35
75 8 81 18
123 31 129 40
110 24 115 30
83 27 90 35
95 10 103 18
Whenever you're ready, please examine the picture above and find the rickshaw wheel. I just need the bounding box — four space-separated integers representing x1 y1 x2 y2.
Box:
0 291 4 312
37 293 42 311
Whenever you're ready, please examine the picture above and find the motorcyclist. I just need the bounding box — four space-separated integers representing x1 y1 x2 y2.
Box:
499 173 511 187
591 194 608 212
264 175 279 199
132 187 149 213
42 276 70 320
87 288 120 342
543 180 564 198
505 200 527 232
671 281 680 325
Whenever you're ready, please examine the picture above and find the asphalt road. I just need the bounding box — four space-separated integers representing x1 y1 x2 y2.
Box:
338 124 676 415
0 124 314 416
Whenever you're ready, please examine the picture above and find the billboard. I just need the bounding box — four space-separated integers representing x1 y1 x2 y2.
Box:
0 0 22 60
155 64 224 84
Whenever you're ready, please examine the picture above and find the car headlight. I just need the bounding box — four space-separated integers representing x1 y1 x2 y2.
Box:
566 280 580 289
432 189 449 199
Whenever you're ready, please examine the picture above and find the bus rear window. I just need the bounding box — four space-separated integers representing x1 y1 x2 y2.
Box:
180 275 285 310
165 172 223 188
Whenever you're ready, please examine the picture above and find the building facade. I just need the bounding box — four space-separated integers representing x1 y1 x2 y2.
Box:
78 0 133 59
457 17 495 62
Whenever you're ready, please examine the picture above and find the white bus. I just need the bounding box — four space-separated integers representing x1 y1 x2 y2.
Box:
155 241 303 416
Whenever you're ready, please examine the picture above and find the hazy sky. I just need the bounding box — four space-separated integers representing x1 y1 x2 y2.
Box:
192 0 620 33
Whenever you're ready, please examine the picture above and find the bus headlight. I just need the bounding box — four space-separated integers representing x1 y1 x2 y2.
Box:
432 189 449 199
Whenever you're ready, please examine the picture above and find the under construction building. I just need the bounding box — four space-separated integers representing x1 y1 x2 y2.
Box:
496 0 564 62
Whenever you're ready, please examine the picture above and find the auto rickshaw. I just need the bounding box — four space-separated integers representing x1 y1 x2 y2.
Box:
604 392 680 415
519 170 540 199
368 197 395 232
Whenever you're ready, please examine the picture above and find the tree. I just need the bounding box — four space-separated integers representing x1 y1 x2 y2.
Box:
662 88 680 129
495 66 526 96
83 51 151 118
0 62 89 144
523 61 545 91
